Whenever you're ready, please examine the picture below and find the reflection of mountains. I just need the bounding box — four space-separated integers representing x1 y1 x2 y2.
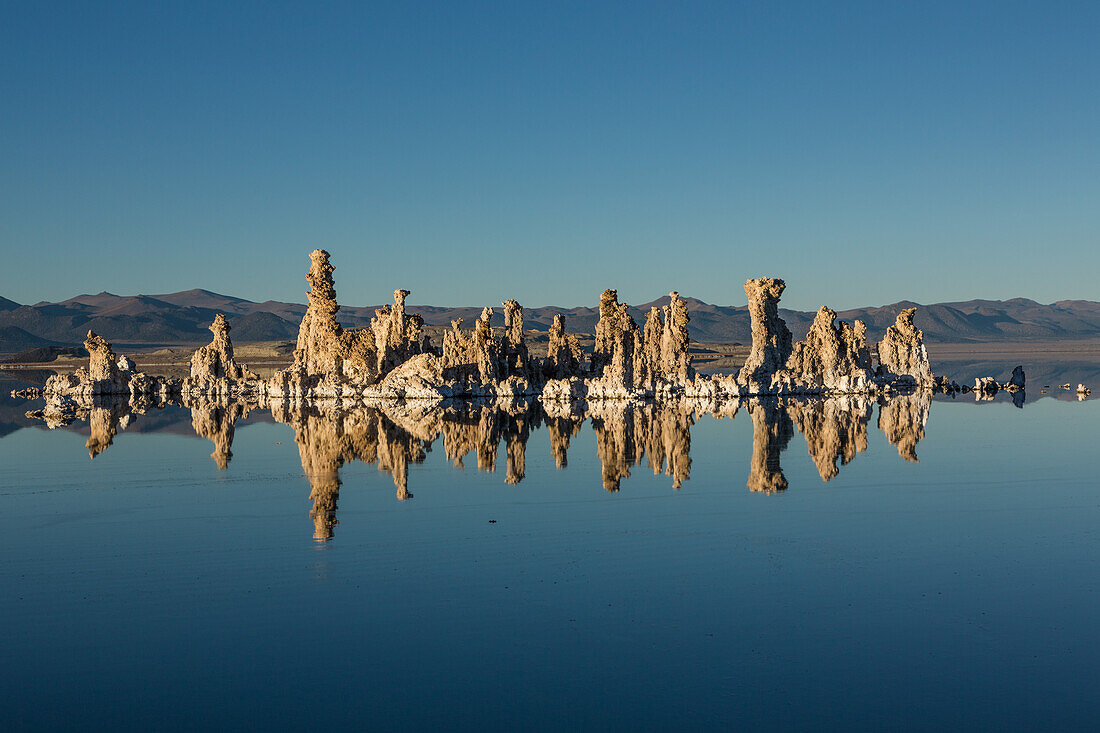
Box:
22 391 942 538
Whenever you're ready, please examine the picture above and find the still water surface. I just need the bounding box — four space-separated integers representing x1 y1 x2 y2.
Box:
1 384 1097 730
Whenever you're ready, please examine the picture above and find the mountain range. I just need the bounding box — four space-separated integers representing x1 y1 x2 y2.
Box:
2 288 1100 354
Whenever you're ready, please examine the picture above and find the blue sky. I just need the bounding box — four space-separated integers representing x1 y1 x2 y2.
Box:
1 1 1098 310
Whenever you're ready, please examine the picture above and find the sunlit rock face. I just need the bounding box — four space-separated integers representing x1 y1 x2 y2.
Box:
543 314 585 381
738 279 793 394
589 289 645 397
372 288 430 377
778 307 874 394
877 308 933 385
271 251 435 398
441 308 505 393
185 315 263 397
270 249 380 397
499 299 533 383
41 331 177 401
641 291 695 394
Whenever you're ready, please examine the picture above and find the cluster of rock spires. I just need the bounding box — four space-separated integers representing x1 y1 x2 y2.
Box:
33 248 1024 411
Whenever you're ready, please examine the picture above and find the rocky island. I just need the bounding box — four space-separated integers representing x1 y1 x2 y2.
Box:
27 249 1026 418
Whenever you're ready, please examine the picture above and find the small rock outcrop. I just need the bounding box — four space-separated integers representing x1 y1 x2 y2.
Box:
543 314 585 380
499 299 533 382
642 291 694 390
589 289 645 396
1003 365 1025 391
42 331 175 400
441 309 501 391
372 288 429 376
184 315 261 395
738 279 793 393
780 306 873 393
877 308 933 385
271 249 380 397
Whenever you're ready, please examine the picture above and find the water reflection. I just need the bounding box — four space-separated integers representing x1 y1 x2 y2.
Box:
23 390 974 538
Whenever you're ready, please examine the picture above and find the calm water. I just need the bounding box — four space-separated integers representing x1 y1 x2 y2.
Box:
1 380 1098 731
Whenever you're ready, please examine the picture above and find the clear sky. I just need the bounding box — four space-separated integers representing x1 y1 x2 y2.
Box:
2 1 1098 311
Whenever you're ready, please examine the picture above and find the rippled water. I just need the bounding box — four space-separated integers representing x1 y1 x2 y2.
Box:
1 380 1097 730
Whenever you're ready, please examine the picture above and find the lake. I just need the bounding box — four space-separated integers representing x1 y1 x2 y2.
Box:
1 376 1097 731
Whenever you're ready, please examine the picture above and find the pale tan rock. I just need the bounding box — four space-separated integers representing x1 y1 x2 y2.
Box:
371 288 428 376
591 289 644 394
877 308 933 384
543 314 585 380
270 250 384 396
780 307 873 393
441 309 501 389
739 279 792 392
499 299 533 381
186 314 262 396
658 292 693 383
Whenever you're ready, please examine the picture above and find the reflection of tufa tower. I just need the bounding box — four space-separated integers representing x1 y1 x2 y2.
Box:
188 398 245 469
270 401 436 540
746 398 794 493
787 397 873 482
877 391 931 463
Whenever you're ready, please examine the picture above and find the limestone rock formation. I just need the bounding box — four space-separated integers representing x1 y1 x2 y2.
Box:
499 299 533 381
42 331 174 400
372 288 429 375
543 314 585 380
974 376 999 394
185 315 262 396
738 279 793 393
779 307 873 393
368 352 449 400
589 289 645 396
658 291 693 384
271 251 432 397
877 308 933 385
441 309 502 392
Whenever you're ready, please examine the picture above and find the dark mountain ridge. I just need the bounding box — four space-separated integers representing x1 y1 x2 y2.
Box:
2 289 1099 354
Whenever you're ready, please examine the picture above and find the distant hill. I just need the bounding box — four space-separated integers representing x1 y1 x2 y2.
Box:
0 326 63 353
2 289 1100 354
